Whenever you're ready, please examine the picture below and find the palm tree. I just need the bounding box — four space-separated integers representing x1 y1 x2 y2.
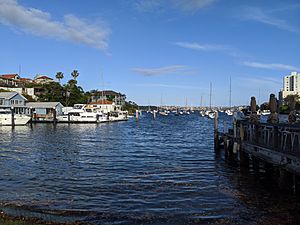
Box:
55 72 64 83
71 70 79 80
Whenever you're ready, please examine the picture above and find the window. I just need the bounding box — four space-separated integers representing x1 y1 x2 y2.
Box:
0 99 3 105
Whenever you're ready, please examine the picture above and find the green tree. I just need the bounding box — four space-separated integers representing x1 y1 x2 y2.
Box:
55 72 64 83
71 70 79 80
284 94 299 111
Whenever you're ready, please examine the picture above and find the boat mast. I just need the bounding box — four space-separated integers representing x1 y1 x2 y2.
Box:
209 82 212 110
229 76 232 108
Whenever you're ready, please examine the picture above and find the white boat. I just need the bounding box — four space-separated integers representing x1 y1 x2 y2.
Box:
0 109 31 125
57 104 107 123
108 111 128 122
208 111 215 119
260 110 271 116
200 111 205 117
225 109 233 116
159 111 168 116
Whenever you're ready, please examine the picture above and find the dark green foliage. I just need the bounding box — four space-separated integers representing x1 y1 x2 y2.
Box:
260 102 269 110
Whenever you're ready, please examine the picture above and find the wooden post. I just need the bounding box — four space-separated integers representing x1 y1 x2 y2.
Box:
233 112 237 139
68 113 70 123
223 121 227 133
273 125 278 150
214 111 219 151
135 110 139 122
11 106 15 127
30 107 33 124
53 107 57 124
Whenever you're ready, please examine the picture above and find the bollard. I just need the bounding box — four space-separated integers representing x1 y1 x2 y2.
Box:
11 106 15 127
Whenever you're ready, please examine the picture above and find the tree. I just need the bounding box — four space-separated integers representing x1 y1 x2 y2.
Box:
284 94 299 111
71 70 79 80
55 72 64 83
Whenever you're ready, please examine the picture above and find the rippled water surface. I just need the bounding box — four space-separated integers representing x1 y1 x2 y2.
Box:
0 113 300 224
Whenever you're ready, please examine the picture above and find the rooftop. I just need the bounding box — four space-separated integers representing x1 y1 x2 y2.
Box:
0 74 19 79
26 102 63 108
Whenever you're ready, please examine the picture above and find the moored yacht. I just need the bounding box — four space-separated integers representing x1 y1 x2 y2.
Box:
0 109 31 125
57 104 107 123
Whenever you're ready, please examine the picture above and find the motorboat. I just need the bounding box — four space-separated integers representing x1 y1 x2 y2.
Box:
0 109 31 125
108 111 128 122
57 104 107 123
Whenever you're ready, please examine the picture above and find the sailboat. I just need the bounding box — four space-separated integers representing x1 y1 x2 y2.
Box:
207 82 215 119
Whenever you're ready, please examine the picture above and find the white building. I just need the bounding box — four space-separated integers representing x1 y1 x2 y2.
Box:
87 100 122 114
281 71 300 99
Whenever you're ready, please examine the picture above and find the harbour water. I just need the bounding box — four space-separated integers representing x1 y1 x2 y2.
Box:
0 113 300 224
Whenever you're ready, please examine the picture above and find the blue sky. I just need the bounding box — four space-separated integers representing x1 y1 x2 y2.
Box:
0 0 299 106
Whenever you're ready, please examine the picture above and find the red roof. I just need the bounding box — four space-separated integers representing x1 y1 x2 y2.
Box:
0 74 19 79
35 76 52 80
89 100 113 105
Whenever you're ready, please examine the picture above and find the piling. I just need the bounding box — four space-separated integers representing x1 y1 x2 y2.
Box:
53 107 57 124
11 106 15 127
223 121 227 133
135 110 139 122
214 111 219 151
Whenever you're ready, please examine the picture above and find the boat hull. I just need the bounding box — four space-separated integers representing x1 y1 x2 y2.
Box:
0 114 31 126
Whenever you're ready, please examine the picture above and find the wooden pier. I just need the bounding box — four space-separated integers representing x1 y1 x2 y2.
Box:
215 95 300 192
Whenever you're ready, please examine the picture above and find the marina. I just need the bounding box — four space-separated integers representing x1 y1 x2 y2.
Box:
0 0 299 224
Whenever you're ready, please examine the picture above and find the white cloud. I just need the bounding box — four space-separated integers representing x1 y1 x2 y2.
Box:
135 0 216 13
242 6 300 34
131 65 194 76
0 0 110 51
174 41 228 51
242 61 300 71
137 83 202 90
171 0 216 12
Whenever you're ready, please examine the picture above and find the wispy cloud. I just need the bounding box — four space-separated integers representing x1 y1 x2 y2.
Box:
131 65 194 76
242 61 300 71
135 0 216 13
174 42 227 51
0 0 110 51
174 41 242 57
137 83 203 90
240 77 281 85
241 6 300 34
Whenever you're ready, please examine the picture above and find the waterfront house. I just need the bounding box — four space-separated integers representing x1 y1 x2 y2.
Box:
34 75 55 84
0 92 27 114
86 100 121 114
0 74 20 87
26 102 64 121
89 90 126 106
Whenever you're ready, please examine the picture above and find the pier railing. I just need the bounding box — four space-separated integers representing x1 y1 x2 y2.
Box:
237 120 300 153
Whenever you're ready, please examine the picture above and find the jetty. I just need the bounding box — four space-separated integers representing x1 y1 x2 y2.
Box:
215 94 300 191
